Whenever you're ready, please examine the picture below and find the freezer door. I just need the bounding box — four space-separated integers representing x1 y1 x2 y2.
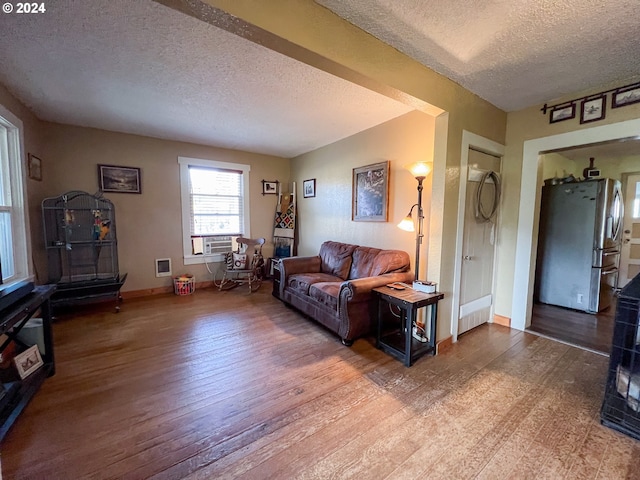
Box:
595 178 623 249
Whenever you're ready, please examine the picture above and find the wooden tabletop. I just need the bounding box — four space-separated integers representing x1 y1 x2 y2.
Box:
373 285 444 305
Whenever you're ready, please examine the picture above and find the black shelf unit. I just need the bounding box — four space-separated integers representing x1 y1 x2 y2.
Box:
601 273 640 440
0 285 55 442
373 287 444 367
42 191 126 312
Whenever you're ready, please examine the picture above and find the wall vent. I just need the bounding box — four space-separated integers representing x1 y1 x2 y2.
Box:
155 258 172 277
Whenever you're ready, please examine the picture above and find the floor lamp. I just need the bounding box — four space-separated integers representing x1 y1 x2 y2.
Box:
397 161 432 341
397 162 432 281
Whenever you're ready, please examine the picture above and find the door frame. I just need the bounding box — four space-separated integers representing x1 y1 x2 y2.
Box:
511 118 640 331
452 131 505 342
618 171 640 288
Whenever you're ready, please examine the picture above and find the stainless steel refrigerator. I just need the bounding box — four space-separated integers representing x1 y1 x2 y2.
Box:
536 178 622 313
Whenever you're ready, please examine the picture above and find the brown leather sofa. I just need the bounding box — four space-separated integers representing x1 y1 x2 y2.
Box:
278 241 414 345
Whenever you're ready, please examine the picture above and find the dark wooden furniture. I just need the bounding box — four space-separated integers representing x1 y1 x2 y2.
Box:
373 286 443 366
271 259 281 299
0 284 56 442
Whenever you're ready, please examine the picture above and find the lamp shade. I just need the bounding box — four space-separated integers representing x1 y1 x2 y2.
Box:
397 216 415 232
406 162 432 179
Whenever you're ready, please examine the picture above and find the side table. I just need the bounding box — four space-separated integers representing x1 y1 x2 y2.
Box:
373 286 444 367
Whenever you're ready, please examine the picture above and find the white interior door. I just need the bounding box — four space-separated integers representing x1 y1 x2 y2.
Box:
619 173 640 288
459 149 501 335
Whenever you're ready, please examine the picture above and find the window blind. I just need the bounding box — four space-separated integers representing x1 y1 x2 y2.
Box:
188 166 244 236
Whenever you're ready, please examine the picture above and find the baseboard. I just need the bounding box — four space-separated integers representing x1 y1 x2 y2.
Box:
436 335 453 354
493 314 511 327
121 280 215 299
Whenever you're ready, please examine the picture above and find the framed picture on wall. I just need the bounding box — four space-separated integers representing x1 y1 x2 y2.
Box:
612 84 640 108
549 103 576 123
352 161 390 222
28 154 42 181
262 180 279 195
580 95 606 124
98 164 141 194
303 179 316 198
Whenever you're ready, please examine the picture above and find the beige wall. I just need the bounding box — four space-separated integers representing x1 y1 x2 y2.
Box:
205 0 508 341
37 123 290 292
500 80 640 318
292 110 435 275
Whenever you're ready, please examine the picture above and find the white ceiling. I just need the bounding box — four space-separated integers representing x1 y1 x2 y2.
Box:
316 0 640 112
0 0 639 158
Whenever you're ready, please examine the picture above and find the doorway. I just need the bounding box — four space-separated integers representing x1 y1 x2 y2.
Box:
524 135 640 354
512 119 640 333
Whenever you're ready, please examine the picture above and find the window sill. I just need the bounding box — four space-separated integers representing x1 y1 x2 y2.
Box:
184 254 224 266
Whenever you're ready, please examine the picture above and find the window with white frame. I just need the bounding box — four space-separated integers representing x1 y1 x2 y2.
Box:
0 105 30 287
178 157 250 265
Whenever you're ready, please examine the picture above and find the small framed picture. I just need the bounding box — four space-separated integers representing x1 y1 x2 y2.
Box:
262 180 278 195
549 103 576 123
612 84 640 108
28 154 42 181
98 164 141 194
14 344 43 380
303 179 316 198
580 95 606 124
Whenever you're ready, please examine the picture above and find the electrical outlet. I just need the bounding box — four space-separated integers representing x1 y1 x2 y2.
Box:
577 293 583 304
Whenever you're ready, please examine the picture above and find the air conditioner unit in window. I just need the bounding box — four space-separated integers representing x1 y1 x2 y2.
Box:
203 236 233 255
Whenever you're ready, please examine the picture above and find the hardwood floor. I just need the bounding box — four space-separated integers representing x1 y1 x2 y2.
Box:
529 302 616 355
2 284 639 479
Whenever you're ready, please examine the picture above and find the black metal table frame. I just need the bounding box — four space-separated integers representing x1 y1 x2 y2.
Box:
374 287 444 367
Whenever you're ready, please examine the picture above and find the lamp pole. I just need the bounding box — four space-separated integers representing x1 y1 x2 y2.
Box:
415 176 425 281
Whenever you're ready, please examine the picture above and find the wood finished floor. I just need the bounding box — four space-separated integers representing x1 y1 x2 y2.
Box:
3 284 639 479
529 302 616 355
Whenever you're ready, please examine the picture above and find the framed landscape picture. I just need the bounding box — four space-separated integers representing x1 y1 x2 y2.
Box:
352 161 390 222
549 103 576 123
612 84 640 108
98 164 141 194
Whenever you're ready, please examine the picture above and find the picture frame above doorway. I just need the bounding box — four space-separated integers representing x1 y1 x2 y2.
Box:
580 95 606 124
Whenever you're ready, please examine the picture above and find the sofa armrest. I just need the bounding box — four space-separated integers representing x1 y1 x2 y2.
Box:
279 256 321 297
339 272 415 305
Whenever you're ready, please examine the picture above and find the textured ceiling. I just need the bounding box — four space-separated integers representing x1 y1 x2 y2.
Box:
316 0 640 111
1 1 639 158
0 0 412 157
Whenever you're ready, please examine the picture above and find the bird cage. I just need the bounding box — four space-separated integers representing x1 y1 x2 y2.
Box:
601 273 640 440
42 191 127 311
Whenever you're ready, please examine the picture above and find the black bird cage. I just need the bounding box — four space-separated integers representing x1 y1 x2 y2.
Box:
42 191 127 311
601 273 640 440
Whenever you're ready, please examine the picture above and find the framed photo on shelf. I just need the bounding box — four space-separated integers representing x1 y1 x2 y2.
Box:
580 95 606 124
14 345 43 380
612 84 640 108
28 154 42 181
303 179 316 198
549 103 576 123
352 161 390 222
262 180 278 195
98 164 141 194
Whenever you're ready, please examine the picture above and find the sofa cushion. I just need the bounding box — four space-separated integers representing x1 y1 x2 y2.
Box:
287 273 342 296
349 247 410 279
319 241 357 279
349 246 382 279
309 282 340 310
